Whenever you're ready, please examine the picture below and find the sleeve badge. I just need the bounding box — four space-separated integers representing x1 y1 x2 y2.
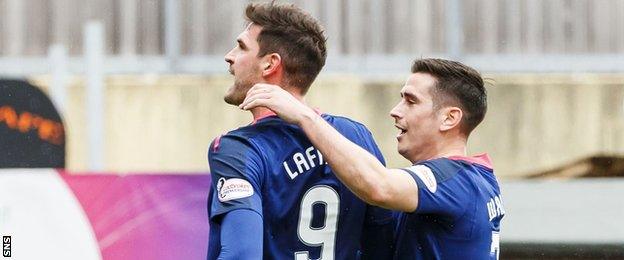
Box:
217 177 254 202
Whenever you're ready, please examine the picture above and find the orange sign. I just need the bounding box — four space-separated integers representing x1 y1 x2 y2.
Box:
0 105 64 145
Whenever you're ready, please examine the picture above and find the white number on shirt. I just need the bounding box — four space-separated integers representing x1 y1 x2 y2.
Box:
295 185 340 260
491 231 500 260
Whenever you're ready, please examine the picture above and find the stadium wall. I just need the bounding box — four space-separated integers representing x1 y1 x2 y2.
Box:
28 74 624 178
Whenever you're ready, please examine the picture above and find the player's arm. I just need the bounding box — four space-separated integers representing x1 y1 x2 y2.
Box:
217 209 263 259
240 84 419 212
207 135 265 258
357 128 395 259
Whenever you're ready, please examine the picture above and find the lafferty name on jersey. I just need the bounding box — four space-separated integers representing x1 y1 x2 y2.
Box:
283 146 328 180
487 195 505 221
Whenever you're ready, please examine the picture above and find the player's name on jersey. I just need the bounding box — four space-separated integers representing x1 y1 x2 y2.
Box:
283 146 328 180
486 195 506 221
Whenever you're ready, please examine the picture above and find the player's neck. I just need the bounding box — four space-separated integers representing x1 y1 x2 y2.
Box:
435 146 467 159
249 90 306 121
250 107 277 120
249 81 306 121
280 84 305 102
412 137 467 163
434 137 468 159
436 129 468 155
263 77 305 100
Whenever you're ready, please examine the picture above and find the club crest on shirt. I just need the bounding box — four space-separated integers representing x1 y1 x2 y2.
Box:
406 165 437 193
217 177 254 202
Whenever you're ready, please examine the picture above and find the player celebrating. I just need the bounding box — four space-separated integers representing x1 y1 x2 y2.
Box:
241 58 506 259
206 2 394 259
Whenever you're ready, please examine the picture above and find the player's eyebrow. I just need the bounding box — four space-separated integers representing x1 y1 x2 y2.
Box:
401 91 419 101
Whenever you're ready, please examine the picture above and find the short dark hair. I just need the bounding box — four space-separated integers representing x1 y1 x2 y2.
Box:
245 2 327 94
411 58 487 136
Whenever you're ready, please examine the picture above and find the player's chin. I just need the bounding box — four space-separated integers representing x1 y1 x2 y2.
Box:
223 92 243 105
397 143 408 158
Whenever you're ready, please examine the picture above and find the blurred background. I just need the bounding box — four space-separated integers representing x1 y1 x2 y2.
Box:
1 0 624 259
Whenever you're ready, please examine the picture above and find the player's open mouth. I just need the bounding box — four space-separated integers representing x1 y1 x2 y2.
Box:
395 124 407 137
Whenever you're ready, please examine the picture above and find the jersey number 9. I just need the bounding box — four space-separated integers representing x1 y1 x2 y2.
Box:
295 185 340 260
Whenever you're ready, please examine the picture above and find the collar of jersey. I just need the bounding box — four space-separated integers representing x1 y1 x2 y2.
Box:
447 153 493 170
251 108 323 125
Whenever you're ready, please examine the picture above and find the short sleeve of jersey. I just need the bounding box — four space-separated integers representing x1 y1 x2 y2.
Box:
401 160 473 219
208 135 264 220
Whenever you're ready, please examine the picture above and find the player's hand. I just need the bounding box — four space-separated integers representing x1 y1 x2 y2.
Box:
239 83 315 125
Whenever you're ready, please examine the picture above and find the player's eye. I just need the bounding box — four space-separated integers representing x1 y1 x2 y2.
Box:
403 95 417 104
236 40 246 50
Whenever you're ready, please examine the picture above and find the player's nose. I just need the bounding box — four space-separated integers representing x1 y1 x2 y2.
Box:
224 50 234 65
390 103 403 119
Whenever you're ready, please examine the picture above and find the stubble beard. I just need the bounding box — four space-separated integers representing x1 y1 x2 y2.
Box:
223 77 256 106
223 84 242 105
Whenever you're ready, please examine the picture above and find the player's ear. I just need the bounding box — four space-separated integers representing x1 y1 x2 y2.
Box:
439 106 462 132
261 53 282 77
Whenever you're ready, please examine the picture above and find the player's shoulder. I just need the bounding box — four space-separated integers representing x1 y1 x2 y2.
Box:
209 118 288 155
236 116 295 138
401 158 474 195
322 113 371 134
209 129 260 157
406 158 465 184
409 156 495 185
322 113 366 127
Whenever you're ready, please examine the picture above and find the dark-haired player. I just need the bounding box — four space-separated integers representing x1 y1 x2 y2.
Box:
242 58 506 259
206 2 394 259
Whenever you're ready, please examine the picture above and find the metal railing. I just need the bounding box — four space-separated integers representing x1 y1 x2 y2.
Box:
0 0 624 76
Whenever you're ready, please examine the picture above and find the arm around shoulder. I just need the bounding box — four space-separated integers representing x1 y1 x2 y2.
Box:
364 168 420 212
296 113 420 212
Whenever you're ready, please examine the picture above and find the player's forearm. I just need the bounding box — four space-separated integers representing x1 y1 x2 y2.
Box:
218 209 263 259
298 111 394 206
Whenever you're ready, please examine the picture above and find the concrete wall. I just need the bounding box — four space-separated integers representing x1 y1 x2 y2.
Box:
501 179 624 243
30 74 624 177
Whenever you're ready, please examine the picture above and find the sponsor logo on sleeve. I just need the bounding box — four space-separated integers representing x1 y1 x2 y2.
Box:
217 178 254 202
406 165 437 193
